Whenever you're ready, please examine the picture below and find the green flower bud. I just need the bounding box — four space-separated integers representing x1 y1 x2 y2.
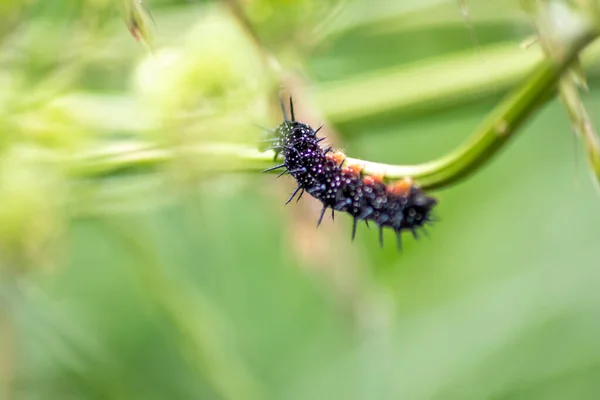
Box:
133 10 271 143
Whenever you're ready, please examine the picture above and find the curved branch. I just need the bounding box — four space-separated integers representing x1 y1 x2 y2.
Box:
69 2 600 192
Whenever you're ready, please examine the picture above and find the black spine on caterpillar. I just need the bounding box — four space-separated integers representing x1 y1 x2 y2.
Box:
262 98 438 250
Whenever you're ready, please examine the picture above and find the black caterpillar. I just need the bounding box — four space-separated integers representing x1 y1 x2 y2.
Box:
262 99 438 250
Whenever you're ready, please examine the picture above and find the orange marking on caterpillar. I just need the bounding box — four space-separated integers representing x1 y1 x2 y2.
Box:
342 164 363 177
363 174 384 186
325 151 346 166
387 177 414 197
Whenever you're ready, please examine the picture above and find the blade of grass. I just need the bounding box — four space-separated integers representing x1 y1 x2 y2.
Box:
314 40 600 129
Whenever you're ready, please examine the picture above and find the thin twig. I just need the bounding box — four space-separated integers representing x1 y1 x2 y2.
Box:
529 0 600 187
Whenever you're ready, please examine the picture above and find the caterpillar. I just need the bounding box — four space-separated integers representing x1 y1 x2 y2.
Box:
262 99 438 250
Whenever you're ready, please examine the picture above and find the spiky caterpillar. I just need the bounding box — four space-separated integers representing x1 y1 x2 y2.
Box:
263 99 438 249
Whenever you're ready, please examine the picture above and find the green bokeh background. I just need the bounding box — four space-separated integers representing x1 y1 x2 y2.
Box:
2 0 600 399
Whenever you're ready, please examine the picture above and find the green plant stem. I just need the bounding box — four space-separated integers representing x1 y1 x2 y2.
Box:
403 56 570 189
65 1 600 192
324 27 599 189
69 34 597 191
